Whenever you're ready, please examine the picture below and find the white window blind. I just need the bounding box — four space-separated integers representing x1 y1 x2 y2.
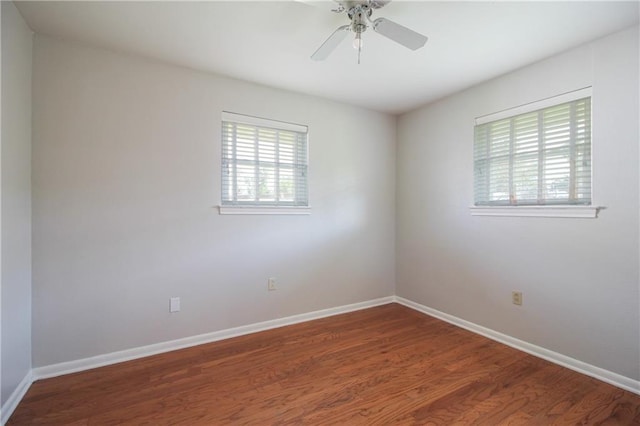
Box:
474 92 591 206
221 112 308 208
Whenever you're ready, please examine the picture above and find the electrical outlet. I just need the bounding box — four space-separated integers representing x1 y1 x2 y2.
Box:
512 291 523 306
170 297 181 312
268 277 277 291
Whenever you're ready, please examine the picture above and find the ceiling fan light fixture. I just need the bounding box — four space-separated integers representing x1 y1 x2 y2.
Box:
352 32 363 49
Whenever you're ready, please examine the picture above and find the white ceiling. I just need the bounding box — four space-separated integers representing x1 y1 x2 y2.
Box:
15 1 640 114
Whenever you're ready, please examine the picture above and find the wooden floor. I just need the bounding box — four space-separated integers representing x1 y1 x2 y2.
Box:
8 303 640 425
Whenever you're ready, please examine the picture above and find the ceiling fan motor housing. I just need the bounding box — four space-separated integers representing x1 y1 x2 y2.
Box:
348 6 370 33
338 0 390 11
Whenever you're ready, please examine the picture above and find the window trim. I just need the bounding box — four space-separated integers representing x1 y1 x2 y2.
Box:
218 206 311 215
475 87 592 125
220 111 309 214
221 111 307 134
471 87 603 218
469 205 601 218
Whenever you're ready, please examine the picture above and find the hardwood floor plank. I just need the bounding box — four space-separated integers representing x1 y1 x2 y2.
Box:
8 303 640 425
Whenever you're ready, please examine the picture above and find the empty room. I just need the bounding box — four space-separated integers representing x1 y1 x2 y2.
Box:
2 0 640 424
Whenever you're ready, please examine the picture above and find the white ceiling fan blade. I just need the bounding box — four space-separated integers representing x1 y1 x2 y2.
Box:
294 0 345 13
294 0 324 6
311 25 350 61
369 0 392 9
372 17 427 50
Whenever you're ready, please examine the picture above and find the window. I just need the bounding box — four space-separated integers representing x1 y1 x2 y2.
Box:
472 88 598 218
220 112 309 214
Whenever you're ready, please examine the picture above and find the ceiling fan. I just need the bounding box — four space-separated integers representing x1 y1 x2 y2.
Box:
311 0 428 63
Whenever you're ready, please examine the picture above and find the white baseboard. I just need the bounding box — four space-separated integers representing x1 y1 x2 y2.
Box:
394 296 640 396
33 296 395 380
1 370 33 425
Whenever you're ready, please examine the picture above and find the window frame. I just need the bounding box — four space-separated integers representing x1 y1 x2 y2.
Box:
219 111 310 215
470 87 601 218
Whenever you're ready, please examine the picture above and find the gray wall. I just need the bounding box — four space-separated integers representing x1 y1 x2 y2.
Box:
396 26 639 380
1 1 33 406
31 36 396 367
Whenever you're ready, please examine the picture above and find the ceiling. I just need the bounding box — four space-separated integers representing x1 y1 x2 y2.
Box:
14 1 640 115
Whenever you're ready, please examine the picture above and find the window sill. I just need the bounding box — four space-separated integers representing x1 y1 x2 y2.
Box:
469 205 602 218
218 206 311 215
